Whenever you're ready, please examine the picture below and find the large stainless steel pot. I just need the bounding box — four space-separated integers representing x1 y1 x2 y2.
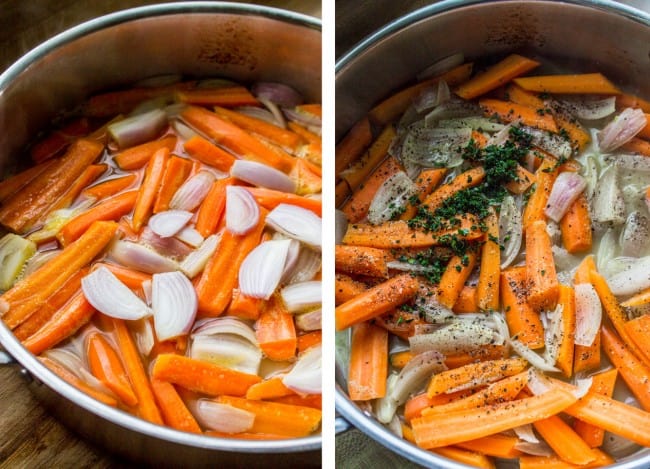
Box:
0 3 321 467
336 1 650 467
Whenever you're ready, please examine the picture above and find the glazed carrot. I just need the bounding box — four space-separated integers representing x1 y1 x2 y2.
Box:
30 118 91 163
193 177 232 237
57 190 138 246
505 165 536 194
49 163 107 213
555 285 576 377
412 386 578 449
573 368 618 448
513 73 621 95
216 395 322 437
246 377 295 400
601 324 650 411
399 168 448 221
617 93 650 112
342 214 483 249
131 147 169 231
476 208 500 311
335 245 392 278
92 262 151 291
270 393 322 410
335 117 372 176
0 220 118 329
195 210 265 316
523 158 558 230
22 292 95 355
519 449 614 469
368 62 474 126
297 331 322 354
444 345 509 370
340 125 396 192
456 434 524 460
113 135 177 170
183 134 237 172
150 378 201 433
422 166 486 213
255 295 297 361
86 331 138 406
246 187 322 217
0 159 57 203
335 273 420 331
455 54 540 100
433 447 495 469
479 99 558 133
437 251 478 309
525 220 559 311
175 86 259 107
228 289 264 321
620 136 650 156
82 173 138 200
152 353 261 396
0 139 104 233
39 357 118 407
180 106 295 173
152 155 193 213
287 122 321 166
426 357 528 397
112 318 164 424
624 314 650 367
348 322 388 400
334 273 367 305
452 285 479 314
500 267 544 349
534 415 598 465
404 390 472 423
559 195 592 253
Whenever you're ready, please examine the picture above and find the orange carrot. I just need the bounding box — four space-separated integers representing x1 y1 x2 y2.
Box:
513 73 621 95
57 190 138 246
340 125 396 192
444 345 509 370
479 99 558 133
620 136 650 156
334 273 367 305
150 378 202 433
194 177 232 237
624 314 650 368
245 377 295 400
533 415 599 465
433 447 495 469
390 350 414 369
175 86 259 107
399 168 448 220
228 289 264 321
48 163 107 214
526 220 559 311
573 368 618 448
437 251 478 309
519 449 614 469
183 135 237 172
82 173 138 200
335 273 420 331
348 322 388 400
456 434 524 460
245 187 322 217
573 255 596 284
131 147 169 231
476 208 500 311
404 390 473 423
506 165 536 195
255 295 297 361
335 117 373 176
86 331 138 406
113 135 177 170
297 331 322 353
523 158 558 230
152 353 261 397
335 245 392 278
452 285 479 314
92 262 151 291
455 54 540 100
0 159 57 203
559 195 592 253
617 93 650 112
270 393 322 410
555 285 576 378
500 266 544 349
152 155 193 213
30 118 91 163
287 121 321 164
422 166 486 213
621 287 650 311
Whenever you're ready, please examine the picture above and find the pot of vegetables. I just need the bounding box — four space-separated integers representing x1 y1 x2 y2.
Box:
0 2 322 467
336 0 650 467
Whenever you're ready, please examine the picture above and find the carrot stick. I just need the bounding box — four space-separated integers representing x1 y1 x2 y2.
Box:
623 314 650 368
573 368 618 448
227 289 264 321
150 378 201 433
390 350 414 369
519 449 614 469
573 255 596 284
411 386 578 449
513 73 621 95
335 117 373 177
183 135 237 172
404 390 473 423
86 331 138 406
255 295 297 361
621 287 650 310
0 159 57 203
195 209 265 316
113 135 177 170
48 163 107 213
479 99 558 133
216 395 322 437
523 158 558 230
437 251 478 309
297 331 322 353
30 118 91 163
0 220 118 329
500 266 544 349
151 155 193 213
175 86 259 107
555 285 576 377
335 273 420 331
559 194 592 253
433 447 495 469
601 324 650 411
340 125 396 192
22 291 95 355
348 322 388 400
426 357 528 397
193 178 232 237
505 165 536 195
335 245 392 278
455 54 540 100
112 318 164 424
245 376 295 400
526 220 559 311
620 136 650 156
422 166 486 213
456 434 524 459
452 285 479 314
444 345 509 370
0 139 104 233
131 147 169 231
533 415 599 465
82 173 138 200
399 168 448 221
39 356 118 407
476 208 500 311
57 190 138 246
270 393 322 410
92 262 151 291
617 93 650 112
334 273 367 305
245 187 322 217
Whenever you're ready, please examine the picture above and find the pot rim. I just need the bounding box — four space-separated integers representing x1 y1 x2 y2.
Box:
335 0 650 467
0 2 321 454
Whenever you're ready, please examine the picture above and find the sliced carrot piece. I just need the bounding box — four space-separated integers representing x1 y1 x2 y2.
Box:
131 147 169 231
150 378 202 433
183 135 237 172
153 155 193 213
452 285 479 314
245 186 322 217
523 158 558 230
533 414 598 465
555 285 576 377
334 273 367 306
335 117 372 177
399 168 448 221
624 314 650 368
513 73 620 95
501 266 544 349
573 368 618 448
560 194 592 253
113 135 177 170
82 173 138 200
476 207 500 311
348 322 388 400
246 377 295 400
480 99 558 132
0 159 57 203
335 245 392 278
456 434 523 460
433 447 495 469
255 295 297 361
340 124 396 192
437 251 478 309
526 220 559 311
422 166 486 213
175 86 259 107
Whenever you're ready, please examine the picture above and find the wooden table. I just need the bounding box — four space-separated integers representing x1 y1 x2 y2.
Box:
0 1 319 467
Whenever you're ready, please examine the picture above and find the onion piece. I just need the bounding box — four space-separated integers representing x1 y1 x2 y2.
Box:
131 318 155 357
413 80 450 113
140 227 192 260
499 195 523 269
170 119 198 140
580 154 599 201
596 228 618 275
82 266 151 320
20 249 61 279
609 152 650 172
152 271 197 341
520 126 572 161
266 204 321 248
193 316 258 344
424 97 481 125
226 185 260 235
620 211 650 257
544 172 587 223
239 239 292 299
591 165 626 226
527 369 555 395
251 82 303 108
191 333 261 375
258 97 287 129
235 105 281 126
282 244 321 285
169 171 216 211
409 321 502 355
283 107 321 128
367 171 418 225
375 373 401 424
109 240 179 274
513 424 539 444
514 440 554 457
438 117 505 132
295 308 321 331
598 107 647 152
607 255 650 296
282 344 321 394
508 337 560 372
108 109 167 149
574 377 593 399
230 160 296 193
400 124 472 168
280 281 321 313
179 233 220 278
543 304 564 367
148 210 193 237
175 226 204 248
194 400 255 433
558 95 617 120
391 350 446 407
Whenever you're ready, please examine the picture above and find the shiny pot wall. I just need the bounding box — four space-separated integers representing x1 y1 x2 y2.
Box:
336 1 650 467
0 3 321 467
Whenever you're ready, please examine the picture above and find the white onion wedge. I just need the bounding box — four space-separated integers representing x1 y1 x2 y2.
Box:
592 165 626 226
131 318 155 357
152 271 197 341
282 344 321 394
109 240 178 274
180 233 221 278
367 171 418 225
140 227 192 259
239 239 292 299
230 160 296 193
574 283 602 346
108 108 167 148
283 246 321 285
559 95 616 120
607 255 650 296
82 266 151 320
499 195 522 269
409 321 502 355
598 107 647 152
280 281 321 313
545 172 586 223
266 204 321 248
508 338 560 373
295 308 321 331
175 226 204 248
193 317 258 344
170 171 216 211
194 400 255 433
148 210 193 237
226 185 260 235
391 350 446 407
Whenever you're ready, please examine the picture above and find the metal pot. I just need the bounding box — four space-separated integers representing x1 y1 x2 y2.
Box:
336 1 650 467
0 3 321 467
